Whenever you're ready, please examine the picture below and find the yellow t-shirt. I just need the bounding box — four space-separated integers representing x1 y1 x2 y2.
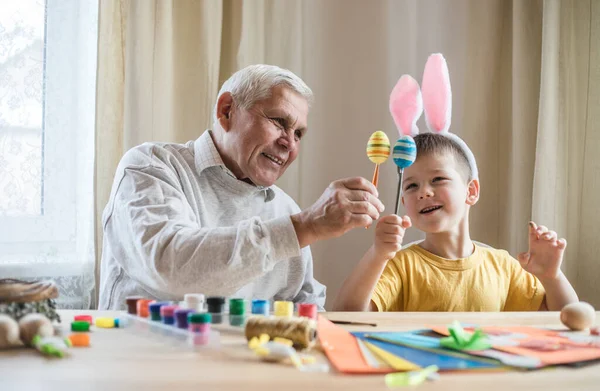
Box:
371 244 545 312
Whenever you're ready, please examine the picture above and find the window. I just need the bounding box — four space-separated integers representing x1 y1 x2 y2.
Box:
0 0 98 308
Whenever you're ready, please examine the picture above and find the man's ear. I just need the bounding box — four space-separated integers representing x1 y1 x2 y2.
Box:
216 92 234 131
466 178 480 206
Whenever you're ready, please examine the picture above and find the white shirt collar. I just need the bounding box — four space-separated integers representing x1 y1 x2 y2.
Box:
194 130 275 202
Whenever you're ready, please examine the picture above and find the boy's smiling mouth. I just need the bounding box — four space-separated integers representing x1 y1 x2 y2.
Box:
420 205 443 214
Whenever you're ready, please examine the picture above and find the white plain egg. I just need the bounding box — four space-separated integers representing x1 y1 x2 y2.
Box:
560 302 596 331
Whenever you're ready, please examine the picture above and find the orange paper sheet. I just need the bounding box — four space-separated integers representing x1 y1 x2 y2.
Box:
318 316 395 374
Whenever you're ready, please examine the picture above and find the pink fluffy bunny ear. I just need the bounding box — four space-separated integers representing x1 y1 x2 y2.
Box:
421 53 452 133
389 75 423 136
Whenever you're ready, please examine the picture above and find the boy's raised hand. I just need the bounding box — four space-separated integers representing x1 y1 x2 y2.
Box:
374 215 412 262
517 221 567 281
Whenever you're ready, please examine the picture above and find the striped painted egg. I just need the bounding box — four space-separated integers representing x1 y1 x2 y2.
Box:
366 131 391 164
392 136 417 168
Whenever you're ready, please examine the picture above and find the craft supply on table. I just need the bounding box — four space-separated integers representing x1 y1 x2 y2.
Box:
360 340 421 372
355 338 387 368
248 333 327 372
174 308 195 329
121 313 220 348
160 305 179 326
0 315 20 348
249 333 302 367
245 315 317 350
561 302 596 331
71 321 90 332
184 293 205 312
68 333 90 347
73 315 93 324
136 299 153 318
0 279 61 323
439 321 491 351
330 320 377 327
95 317 117 329
32 335 71 358
297 303 317 320
189 312 213 345
229 298 246 327
148 302 170 322
18 313 54 346
385 365 439 387
0 312 73 358
430 323 600 367
274 301 294 317
317 316 392 374
126 296 144 315
361 328 542 369
251 299 270 316
206 296 226 324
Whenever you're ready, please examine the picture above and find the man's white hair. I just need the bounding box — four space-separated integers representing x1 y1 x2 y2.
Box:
213 64 313 126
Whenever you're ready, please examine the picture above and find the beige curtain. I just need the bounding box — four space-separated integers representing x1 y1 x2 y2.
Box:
95 0 305 304
533 0 600 305
96 0 600 309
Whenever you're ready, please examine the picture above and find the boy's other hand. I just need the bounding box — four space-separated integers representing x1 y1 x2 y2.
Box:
517 221 567 281
373 215 411 263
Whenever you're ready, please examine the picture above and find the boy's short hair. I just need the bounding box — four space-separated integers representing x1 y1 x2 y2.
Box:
413 133 473 182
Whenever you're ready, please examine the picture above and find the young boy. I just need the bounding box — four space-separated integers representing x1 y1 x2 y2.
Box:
334 133 578 312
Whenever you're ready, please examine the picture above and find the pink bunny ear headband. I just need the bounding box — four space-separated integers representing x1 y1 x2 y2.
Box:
389 53 479 181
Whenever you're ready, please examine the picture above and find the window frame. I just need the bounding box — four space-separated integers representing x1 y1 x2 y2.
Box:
0 0 98 278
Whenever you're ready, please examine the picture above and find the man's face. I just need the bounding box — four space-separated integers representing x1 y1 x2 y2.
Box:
220 86 309 187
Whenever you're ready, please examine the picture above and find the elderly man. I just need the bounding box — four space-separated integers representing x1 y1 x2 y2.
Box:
99 64 384 310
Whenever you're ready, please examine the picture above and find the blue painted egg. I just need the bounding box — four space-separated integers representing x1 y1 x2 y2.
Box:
392 136 417 168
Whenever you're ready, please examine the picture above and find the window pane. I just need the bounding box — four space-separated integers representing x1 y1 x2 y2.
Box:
0 0 45 216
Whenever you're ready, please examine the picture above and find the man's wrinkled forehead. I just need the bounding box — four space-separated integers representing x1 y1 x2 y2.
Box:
259 87 309 127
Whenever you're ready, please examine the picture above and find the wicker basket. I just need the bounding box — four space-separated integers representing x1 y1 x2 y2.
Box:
0 279 61 322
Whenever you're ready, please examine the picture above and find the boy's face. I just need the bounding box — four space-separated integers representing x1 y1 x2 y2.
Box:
401 152 479 234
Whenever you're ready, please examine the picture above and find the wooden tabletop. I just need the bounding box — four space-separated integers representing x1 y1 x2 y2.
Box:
1 310 599 391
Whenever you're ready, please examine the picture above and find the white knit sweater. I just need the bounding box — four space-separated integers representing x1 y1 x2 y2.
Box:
98 130 325 310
